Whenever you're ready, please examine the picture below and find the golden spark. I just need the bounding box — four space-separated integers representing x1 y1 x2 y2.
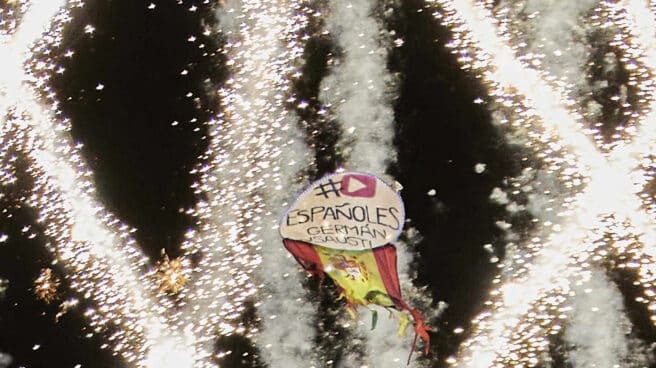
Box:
154 250 188 295
33 267 60 304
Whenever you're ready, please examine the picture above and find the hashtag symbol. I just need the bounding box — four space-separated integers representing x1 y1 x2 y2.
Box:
315 179 341 198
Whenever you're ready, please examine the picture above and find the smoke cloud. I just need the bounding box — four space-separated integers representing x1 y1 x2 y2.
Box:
564 270 651 367
319 0 396 176
0 352 11 368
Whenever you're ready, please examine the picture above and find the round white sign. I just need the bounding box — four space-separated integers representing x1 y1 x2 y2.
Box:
280 172 405 250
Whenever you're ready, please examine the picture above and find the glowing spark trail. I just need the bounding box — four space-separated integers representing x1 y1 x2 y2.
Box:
494 3 656 363
320 0 396 175
319 0 432 366
3 2 321 367
495 5 656 364
0 1 186 366
181 1 317 366
431 2 582 366
430 0 656 366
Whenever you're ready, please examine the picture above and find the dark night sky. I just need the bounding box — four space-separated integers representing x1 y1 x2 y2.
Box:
0 1 528 367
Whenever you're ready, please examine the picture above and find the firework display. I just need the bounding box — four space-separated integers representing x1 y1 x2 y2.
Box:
3 0 656 368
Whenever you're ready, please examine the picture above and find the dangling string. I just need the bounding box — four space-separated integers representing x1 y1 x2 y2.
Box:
406 330 420 365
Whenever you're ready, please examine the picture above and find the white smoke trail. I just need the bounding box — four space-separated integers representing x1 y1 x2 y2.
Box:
509 0 596 89
186 1 318 366
320 0 396 176
564 270 633 368
319 1 431 366
440 0 603 171
255 136 318 368
6 1 64 48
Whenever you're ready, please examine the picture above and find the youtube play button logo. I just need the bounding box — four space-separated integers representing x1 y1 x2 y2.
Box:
340 173 376 198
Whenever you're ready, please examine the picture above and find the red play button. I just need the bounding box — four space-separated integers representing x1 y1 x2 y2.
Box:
340 174 376 197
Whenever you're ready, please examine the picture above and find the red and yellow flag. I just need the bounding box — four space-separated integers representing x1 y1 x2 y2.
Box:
283 238 431 358
280 172 430 360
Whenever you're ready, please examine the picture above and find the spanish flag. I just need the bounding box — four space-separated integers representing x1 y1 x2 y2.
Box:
283 238 431 360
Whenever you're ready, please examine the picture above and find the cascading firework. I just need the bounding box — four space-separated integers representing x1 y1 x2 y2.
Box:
431 0 656 366
14 0 656 367
0 2 195 367
317 0 434 366
179 1 319 367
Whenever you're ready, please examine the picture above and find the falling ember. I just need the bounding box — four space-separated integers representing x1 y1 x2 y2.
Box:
55 298 79 322
153 250 188 295
0 278 7 297
33 268 60 304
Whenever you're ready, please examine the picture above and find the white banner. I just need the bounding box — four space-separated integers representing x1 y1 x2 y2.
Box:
280 172 405 250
